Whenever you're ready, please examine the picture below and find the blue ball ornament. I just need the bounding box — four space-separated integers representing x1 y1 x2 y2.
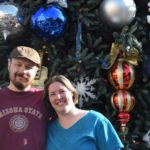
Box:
31 4 67 41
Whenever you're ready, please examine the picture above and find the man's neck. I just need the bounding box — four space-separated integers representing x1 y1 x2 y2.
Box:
8 83 31 92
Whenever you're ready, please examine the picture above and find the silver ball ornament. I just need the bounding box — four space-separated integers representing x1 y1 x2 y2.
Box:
99 0 136 29
0 2 24 40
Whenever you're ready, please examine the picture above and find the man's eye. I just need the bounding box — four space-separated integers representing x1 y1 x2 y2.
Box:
26 66 33 70
15 63 21 67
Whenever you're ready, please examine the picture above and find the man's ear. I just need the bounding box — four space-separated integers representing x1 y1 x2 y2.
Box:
8 59 11 71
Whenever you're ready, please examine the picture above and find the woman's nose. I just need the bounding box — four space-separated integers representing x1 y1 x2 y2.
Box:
56 94 61 99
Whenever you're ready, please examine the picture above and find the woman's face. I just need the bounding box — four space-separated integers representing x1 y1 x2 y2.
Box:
48 82 74 114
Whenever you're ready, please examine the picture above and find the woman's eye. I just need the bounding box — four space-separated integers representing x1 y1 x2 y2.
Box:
49 93 55 97
60 90 65 94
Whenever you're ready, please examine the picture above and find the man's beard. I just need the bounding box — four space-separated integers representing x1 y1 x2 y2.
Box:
13 81 28 90
12 73 30 90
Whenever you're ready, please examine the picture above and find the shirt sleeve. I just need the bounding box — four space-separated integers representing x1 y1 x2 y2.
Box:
94 113 124 150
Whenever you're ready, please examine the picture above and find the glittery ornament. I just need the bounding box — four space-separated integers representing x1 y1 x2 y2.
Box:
108 60 135 90
31 4 67 41
117 112 130 132
111 90 135 113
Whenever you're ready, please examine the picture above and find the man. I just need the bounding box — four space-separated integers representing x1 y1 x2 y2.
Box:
0 46 50 150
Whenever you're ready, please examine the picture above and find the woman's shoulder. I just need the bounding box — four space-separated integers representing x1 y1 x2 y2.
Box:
48 119 58 129
88 110 104 117
86 110 114 129
87 110 109 122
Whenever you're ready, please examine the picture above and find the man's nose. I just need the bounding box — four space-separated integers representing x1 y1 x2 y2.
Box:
19 67 29 75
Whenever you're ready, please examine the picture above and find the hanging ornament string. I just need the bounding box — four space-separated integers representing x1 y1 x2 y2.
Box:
76 20 82 60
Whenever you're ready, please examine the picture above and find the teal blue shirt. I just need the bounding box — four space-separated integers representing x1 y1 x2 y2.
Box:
46 110 124 150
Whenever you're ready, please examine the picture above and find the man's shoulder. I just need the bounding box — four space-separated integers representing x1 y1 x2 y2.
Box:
30 87 44 92
0 87 7 92
30 87 45 98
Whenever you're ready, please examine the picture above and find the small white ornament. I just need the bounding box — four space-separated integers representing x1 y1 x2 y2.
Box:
147 2 150 24
147 15 150 24
47 0 68 8
143 129 150 148
73 76 97 107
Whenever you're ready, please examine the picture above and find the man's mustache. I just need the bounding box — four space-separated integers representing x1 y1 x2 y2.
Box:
15 73 29 79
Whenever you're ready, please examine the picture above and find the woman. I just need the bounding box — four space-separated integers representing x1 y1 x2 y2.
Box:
45 75 124 150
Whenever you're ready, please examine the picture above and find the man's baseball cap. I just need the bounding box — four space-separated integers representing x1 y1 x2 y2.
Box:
9 46 41 67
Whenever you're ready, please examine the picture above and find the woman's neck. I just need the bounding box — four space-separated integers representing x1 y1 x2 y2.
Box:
58 107 80 120
57 108 87 129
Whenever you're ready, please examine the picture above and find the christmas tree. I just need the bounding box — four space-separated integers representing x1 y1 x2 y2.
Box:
0 0 150 149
